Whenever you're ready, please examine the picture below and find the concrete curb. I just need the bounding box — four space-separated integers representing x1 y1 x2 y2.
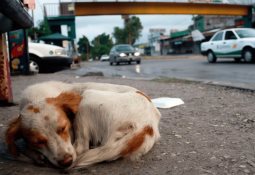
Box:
153 76 255 92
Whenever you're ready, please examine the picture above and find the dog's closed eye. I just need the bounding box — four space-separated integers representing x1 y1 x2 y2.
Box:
56 124 70 142
57 125 67 134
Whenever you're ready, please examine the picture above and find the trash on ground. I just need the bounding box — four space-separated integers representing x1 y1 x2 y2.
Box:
152 97 184 109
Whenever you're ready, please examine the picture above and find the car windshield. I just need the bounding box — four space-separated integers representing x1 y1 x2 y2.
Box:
235 29 255 38
116 45 134 52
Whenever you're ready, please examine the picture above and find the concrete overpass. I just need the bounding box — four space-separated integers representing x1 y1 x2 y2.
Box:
74 1 251 16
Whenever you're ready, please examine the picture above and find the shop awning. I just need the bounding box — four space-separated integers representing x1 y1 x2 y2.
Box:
203 28 221 37
39 33 72 41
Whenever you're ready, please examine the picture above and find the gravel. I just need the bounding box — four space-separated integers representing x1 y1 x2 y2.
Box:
0 72 254 175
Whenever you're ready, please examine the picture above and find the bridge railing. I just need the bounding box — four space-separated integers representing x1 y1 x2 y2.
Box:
44 3 75 17
59 0 254 5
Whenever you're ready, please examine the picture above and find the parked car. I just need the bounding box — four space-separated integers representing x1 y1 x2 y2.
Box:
109 44 141 65
201 28 255 63
100 54 110 61
28 43 72 73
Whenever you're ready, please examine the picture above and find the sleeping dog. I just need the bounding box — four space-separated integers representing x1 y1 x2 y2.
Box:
5 81 161 168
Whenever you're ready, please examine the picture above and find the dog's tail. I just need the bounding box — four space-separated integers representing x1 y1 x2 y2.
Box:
72 140 125 169
72 125 157 169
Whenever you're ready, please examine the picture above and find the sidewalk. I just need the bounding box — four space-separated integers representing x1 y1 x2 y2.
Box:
0 73 254 175
142 54 204 60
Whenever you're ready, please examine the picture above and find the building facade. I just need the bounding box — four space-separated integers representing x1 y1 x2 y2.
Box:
148 28 166 56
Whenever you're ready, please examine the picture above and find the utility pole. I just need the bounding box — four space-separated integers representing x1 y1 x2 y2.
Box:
85 41 90 61
121 15 131 44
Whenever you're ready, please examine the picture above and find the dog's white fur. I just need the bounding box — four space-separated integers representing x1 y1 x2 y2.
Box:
6 81 161 168
20 81 137 109
73 89 160 168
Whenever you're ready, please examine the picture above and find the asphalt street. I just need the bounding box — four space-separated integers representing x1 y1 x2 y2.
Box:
64 55 255 90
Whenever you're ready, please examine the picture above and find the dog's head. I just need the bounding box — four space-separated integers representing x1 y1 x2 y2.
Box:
5 92 82 168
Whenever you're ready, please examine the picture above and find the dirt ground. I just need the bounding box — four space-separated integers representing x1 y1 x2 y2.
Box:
0 73 254 175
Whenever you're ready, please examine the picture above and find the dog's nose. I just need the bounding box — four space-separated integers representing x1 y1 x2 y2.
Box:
58 154 73 167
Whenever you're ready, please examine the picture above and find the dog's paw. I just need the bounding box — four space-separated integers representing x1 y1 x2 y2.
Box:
32 153 46 165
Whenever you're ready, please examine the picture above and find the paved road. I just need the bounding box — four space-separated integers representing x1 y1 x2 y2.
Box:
64 55 255 90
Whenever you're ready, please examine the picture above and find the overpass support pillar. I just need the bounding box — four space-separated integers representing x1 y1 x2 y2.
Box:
243 6 253 28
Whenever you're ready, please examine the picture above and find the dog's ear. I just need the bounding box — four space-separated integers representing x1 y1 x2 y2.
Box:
5 116 22 156
46 92 82 117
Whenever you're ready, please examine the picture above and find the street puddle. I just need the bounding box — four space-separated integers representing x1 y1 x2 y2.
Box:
135 65 141 74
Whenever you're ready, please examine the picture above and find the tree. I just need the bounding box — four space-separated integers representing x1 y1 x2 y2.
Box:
27 19 52 40
77 35 91 61
113 27 127 44
126 16 143 44
91 33 113 59
113 16 143 45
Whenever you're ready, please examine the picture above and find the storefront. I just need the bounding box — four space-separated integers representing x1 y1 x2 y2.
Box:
0 0 33 105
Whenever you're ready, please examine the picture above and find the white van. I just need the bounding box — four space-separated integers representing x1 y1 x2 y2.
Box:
29 43 72 73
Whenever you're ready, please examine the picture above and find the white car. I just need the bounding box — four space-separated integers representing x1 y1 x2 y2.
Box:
29 43 72 73
100 54 110 61
201 28 255 63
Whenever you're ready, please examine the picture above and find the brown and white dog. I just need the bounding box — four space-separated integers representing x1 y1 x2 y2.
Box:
5 81 161 169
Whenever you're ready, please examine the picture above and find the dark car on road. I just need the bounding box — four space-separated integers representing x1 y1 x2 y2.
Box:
109 44 141 65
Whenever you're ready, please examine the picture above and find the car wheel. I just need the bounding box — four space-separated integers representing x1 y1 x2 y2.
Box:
29 55 42 73
29 60 39 74
136 60 141 64
110 61 113 66
113 57 118 66
116 62 120 65
243 48 254 63
207 51 217 63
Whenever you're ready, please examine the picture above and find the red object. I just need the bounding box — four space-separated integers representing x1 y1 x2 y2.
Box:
235 20 244 27
11 41 25 58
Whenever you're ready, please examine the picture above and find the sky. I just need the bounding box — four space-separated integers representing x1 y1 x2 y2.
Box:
33 0 194 43
75 15 193 43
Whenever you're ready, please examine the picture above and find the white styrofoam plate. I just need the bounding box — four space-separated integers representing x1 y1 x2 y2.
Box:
152 97 184 109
